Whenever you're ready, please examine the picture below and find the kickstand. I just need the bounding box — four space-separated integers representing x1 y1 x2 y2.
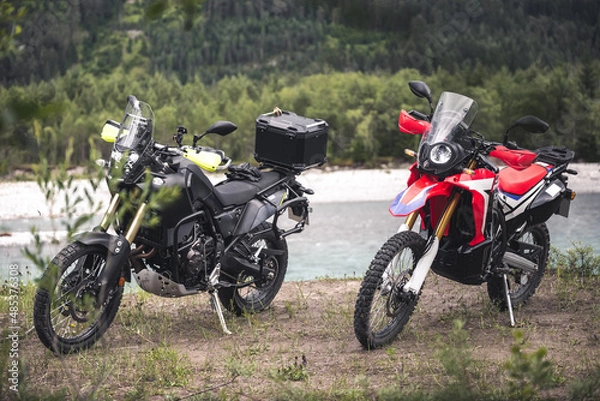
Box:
503 273 516 327
210 290 232 335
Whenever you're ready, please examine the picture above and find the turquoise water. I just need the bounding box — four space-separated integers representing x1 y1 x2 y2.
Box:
2 193 599 282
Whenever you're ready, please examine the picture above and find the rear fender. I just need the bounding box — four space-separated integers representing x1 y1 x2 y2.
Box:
73 232 131 304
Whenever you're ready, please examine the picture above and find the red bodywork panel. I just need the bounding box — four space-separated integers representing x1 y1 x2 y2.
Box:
498 164 548 196
390 163 496 245
398 110 431 135
489 145 537 170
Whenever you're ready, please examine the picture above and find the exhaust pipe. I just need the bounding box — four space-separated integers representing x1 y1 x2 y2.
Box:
503 251 538 273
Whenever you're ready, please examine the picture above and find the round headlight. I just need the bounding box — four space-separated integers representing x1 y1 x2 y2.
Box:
429 143 453 164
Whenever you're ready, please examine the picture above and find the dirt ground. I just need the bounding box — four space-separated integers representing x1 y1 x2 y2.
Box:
10 272 600 400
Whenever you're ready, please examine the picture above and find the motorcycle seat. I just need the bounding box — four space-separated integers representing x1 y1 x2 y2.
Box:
214 171 283 207
498 163 548 196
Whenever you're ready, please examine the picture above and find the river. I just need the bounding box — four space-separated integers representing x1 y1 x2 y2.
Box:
2 193 599 282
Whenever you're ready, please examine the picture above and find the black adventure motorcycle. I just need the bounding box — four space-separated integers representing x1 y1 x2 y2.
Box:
33 96 328 353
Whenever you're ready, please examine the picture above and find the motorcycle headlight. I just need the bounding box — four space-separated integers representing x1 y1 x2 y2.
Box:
429 143 453 164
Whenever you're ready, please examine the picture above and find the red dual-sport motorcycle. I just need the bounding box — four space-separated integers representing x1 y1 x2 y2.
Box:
354 81 578 349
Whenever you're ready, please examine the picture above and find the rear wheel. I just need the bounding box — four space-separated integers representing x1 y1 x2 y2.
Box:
219 223 288 315
354 231 426 349
33 243 123 354
487 223 549 310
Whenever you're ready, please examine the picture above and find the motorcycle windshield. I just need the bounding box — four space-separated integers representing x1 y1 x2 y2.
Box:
422 92 478 147
416 92 479 175
114 97 155 153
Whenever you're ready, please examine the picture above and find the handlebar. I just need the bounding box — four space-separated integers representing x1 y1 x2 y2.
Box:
152 142 232 172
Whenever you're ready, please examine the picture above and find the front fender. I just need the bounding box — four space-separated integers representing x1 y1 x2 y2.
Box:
389 175 454 217
73 232 131 304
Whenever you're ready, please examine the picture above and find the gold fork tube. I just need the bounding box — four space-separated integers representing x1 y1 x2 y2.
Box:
125 203 147 244
432 158 477 239
404 211 419 230
98 193 121 232
434 191 462 240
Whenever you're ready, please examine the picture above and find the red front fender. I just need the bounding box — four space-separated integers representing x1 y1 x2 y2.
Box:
389 175 454 217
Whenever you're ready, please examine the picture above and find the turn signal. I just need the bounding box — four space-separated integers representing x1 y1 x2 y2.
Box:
118 277 126 287
462 168 475 175
404 149 416 157
570 191 577 200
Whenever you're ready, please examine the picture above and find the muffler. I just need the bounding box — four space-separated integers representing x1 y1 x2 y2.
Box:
503 251 538 273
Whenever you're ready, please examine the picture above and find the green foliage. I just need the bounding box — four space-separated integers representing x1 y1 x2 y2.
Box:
4 0 599 86
434 320 486 398
1 0 600 170
503 330 555 401
22 127 105 273
141 346 192 388
568 364 600 401
549 242 600 280
272 354 309 382
0 0 25 56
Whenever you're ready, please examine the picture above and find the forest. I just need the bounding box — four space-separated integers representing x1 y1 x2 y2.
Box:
1 0 599 172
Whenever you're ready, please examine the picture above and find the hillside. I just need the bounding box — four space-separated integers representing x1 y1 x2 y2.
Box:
2 0 599 85
1 0 600 171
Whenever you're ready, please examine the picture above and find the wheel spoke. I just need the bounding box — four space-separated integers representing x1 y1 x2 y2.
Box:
34 243 123 353
355 231 425 349
220 222 287 315
371 249 412 331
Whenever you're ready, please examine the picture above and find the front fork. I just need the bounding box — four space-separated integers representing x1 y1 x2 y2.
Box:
98 193 147 244
399 190 463 295
99 193 233 335
92 192 148 294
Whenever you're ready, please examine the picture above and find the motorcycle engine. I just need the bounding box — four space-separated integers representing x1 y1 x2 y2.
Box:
183 235 215 285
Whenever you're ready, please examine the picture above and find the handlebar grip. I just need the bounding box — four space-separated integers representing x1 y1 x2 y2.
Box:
408 110 430 121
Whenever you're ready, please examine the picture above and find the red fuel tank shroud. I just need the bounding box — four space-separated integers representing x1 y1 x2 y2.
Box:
390 167 496 245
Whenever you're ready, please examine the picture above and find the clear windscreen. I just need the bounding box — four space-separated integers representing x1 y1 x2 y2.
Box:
421 92 479 147
114 97 155 152
110 96 155 184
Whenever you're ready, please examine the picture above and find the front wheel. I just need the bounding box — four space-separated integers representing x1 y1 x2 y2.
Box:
354 231 426 349
33 243 123 354
487 223 550 310
219 222 288 315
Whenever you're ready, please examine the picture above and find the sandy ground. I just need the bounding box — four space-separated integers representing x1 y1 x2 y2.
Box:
13 275 600 400
0 163 598 221
3 167 600 399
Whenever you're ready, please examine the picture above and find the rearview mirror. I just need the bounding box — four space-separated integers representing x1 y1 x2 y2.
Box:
510 115 549 134
206 121 238 136
193 120 238 147
409 81 432 103
503 115 549 145
408 81 433 117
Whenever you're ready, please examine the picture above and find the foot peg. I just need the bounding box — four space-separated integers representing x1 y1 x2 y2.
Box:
210 290 232 335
